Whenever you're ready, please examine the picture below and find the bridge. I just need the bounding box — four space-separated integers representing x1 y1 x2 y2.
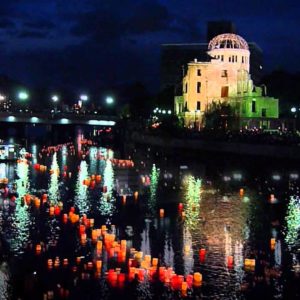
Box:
0 111 117 126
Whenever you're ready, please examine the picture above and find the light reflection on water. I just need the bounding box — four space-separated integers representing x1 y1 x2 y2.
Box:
0 136 299 299
10 161 31 255
75 161 89 215
48 152 60 204
99 159 115 217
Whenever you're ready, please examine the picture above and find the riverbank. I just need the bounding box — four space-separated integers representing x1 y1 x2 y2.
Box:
130 131 300 160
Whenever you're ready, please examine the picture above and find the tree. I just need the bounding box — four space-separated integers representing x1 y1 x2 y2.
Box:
204 101 234 130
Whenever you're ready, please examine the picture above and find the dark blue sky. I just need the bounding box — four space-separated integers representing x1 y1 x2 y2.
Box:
0 0 299 92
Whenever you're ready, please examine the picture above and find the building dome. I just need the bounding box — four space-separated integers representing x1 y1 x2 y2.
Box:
208 33 249 51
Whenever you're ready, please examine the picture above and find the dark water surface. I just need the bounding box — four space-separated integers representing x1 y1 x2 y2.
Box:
0 127 299 299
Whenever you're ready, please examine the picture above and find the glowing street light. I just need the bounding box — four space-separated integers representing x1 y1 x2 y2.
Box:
80 94 88 101
0 94 5 101
291 107 297 113
18 91 29 100
106 96 114 105
51 95 59 102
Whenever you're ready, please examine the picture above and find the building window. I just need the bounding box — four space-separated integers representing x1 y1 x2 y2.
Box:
196 101 201 111
262 108 267 117
197 69 201 76
242 56 244 63
229 56 231 62
197 82 201 93
221 55 224 61
221 70 228 77
221 86 229 97
185 102 188 111
252 100 256 113
235 55 237 62
185 83 188 93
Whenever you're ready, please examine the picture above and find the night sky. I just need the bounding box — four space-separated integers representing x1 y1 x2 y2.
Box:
0 0 299 93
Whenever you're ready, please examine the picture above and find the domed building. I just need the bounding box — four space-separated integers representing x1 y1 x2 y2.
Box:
174 33 279 129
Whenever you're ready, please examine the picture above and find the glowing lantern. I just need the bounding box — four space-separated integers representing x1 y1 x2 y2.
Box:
239 188 244 196
36 244 42 254
47 259 53 269
54 206 61 216
159 209 165 218
96 260 102 270
62 214 68 223
270 238 276 251
49 207 55 216
178 202 183 211
270 194 276 203
152 258 158 266
96 241 103 251
121 240 127 249
134 191 138 200
227 255 234 268
63 259 69 267
193 272 202 285
34 197 41 208
199 248 206 262
244 258 256 270
54 257 60 268
122 195 127 205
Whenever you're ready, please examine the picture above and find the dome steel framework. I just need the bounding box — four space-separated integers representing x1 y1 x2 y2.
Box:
208 33 249 50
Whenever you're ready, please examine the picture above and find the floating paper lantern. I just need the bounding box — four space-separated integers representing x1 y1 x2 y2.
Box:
270 238 276 251
239 188 244 196
152 258 158 266
159 209 165 218
36 244 42 254
193 272 202 283
227 255 234 268
199 248 206 262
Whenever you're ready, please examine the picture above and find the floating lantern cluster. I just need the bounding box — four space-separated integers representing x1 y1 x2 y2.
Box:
33 163 47 172
111 159 134 168
82 174 102 188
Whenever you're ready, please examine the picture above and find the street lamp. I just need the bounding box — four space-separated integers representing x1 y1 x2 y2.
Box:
18 91 29 101
51 95 59 113
291 107 297 113
80 94 88 101
0 94 5 101
106 96 114 105
52 95 59 102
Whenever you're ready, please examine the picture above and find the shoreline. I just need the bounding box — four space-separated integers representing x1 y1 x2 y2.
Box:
130 132 300 160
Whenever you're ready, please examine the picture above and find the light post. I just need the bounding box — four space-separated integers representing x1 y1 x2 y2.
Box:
18 91 29 111
106 96 114 105
51 95 59 113
79 94 88 112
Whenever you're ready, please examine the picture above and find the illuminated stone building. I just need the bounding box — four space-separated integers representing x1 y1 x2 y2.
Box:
174 33 279 129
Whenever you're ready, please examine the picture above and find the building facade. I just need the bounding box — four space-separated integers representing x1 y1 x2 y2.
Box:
174 33 278 129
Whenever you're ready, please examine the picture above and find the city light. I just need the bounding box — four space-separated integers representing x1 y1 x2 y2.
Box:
18 91 29 100
0 94 5 101
80 94 88 101
51 95 59 102
291 107 297 113
106 96 114 104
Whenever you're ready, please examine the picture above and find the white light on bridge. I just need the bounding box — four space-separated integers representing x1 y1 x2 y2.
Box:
7 116 15 122
272 174 281 181
60 118 70 124
30 117 39 123
88 120 116 126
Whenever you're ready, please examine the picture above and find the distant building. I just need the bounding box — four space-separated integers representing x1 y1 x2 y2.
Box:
160 22 263 92
174 33 278 129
